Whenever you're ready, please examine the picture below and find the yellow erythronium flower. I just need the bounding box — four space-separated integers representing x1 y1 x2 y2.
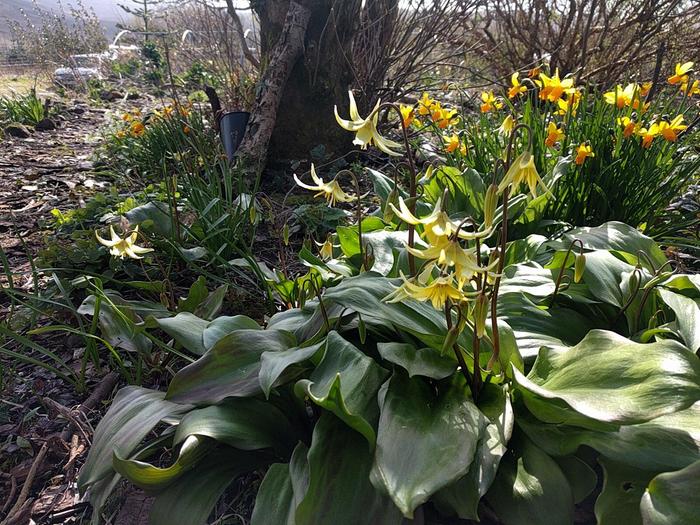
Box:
536 69 576 103
508 72 527 99
418 92 434 115
668 61 694 85
544 121 565 147
498 115 515 136
389 196 490 243
385 271 464 310
316 236 337 260
574 143 595 165
334 91 402 156
617 117 638 138
657 115 687 142
480 91 503 113
406 238 495 287
603 83 640 109
637 123 660 148
399 104 416 128
96 225 153 259
498 150 550 198
293 164 355 206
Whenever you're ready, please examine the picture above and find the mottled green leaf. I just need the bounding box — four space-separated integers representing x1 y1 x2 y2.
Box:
377 342 456 379
259 339 326 397
641 459 700 525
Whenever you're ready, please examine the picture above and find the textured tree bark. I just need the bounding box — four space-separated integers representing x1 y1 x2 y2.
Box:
236 1 312 173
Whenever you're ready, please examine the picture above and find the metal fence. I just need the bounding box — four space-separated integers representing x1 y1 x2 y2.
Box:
0 45 37 68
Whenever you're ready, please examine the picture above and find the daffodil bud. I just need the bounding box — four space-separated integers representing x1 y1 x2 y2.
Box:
574 253 586 283
483 183 499 230
473 293 489 338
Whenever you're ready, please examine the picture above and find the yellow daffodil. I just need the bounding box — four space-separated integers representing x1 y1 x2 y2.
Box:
498 150 550 198
498 115 515 136
544 121 564 147
399 104 415 128
96 225 153 259
121 113 132 122
528 66 541 78
637 124 660 148
334 91 402 156
435 107 458 129
574 143 595 165
640 82 652 97
657 115 687 142
444 134 461 153
418 92 434 115
508 72 527 99
385 271 465 310
603 83 640 109
668 62 694 85
556 91 581 115
681 79 700 96
115 130 126 139
293 164 355 206
536 69 576 103
480 91 503 113
130 121 145 137
617 116 638 138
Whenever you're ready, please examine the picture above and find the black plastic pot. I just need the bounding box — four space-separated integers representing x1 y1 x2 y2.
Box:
220 111 250 161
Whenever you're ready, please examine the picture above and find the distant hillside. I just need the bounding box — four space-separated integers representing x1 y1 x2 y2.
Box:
0 0 120 44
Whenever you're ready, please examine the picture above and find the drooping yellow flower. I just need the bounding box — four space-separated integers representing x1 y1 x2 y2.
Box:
406 238 495 287
480 91 503 113
293 164 355 206
130 121 145 137
418 92 434 115
657 115 687 142
617 116 638 138
96 225 153 259
498 150 550 198
637 123 660 148
334 91 402 156
498 115 515 136
388 196 489 244
603 83 640 109
574 143 595 165
385 271 465 310
399 104 415 128
536 69 576 103
668 62 694 85
316 236 337 260
544 121 565 147
508 72 527 99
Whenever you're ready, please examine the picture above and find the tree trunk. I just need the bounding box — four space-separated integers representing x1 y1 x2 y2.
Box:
240 0 361 173
236 1 312 173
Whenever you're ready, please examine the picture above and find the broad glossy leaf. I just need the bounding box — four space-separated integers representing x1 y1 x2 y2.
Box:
640 459 700 525
79 387 191 491
295 413 403 525
555 455 597 504
485 433 574 525
499 264 555 297
502 235 548 267
658 289 700 352
660 274 700 297
434 383 514 520
173 398 297 455
166 329 297 404
259 339 326 397
595 458 655 525
78 293 151 354
514 330 700 429
156 312 209 354
548 222 666 268
178 276 208 313
250 463 295 525
363 229 410 275
580 251 633 307
195 284 228 320
377 342 456 379
370 373 487 517
295 331 388 446
113 435 210 491
518 402 700 472
149 450 264 525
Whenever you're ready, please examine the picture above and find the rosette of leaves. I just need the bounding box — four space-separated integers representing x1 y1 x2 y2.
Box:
79 217 700 525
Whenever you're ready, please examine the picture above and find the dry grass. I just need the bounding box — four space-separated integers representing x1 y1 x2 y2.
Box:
0 70 54 98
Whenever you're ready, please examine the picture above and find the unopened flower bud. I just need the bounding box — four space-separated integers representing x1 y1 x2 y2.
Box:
574 253 586 283
483 183 499 230
441 324 461 356
473 293 489 338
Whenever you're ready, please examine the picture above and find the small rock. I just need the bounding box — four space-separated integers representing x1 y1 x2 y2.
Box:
4 123 32 138
70 106 86 115
35 118 57 131
100 90 125 101
126 91 141 100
